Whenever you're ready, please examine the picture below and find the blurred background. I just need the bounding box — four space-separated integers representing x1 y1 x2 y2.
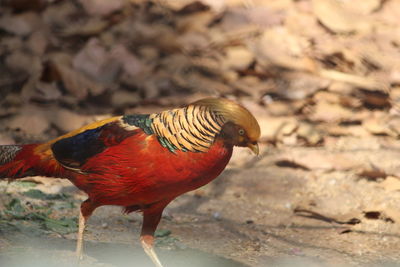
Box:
1 0 400 266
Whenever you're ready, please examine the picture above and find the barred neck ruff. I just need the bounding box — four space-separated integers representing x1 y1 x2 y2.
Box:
149 104 226 153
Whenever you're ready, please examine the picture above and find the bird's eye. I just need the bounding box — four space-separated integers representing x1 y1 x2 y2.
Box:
238 129 245 135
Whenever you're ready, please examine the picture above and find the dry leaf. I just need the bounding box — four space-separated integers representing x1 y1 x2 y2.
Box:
0 12 42 36
48 109 94 133
111 45 144 77
297 123 322 145
73 38 121 84
280 72 330 100
312 0 371 33
79 0 125 16
308 101 353 122
111 90 141 108
34 82 62 101
8 106 49 136
257 116 298 142
254 27 312 71
60 17 109 37
279 150 360 171
341 0 382 15
224 46 254 71
52 59 105 99
363 117 394 136
379 176 400 192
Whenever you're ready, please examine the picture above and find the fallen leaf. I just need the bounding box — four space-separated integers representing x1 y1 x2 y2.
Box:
110 45 144 77
73 38 121 84
363 114 395 136
297 123 323 145
79 0 125 16
51 57 105 99
111 90 141 108
26 30 48 56
0 12 42 36
224 46 254 71
254 27 313 72
48 108 94 133
279 150 360 171
7 106 49 136
312 0 371 33
341 0 382 15
308 101 353 122
379 176 400 192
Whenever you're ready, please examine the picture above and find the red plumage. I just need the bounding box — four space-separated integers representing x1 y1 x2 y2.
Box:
0 98 260 267
72 131 232 209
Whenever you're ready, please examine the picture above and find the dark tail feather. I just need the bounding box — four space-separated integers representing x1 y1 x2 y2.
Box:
0 144 63 179
0 145 33 179
0 145 23 165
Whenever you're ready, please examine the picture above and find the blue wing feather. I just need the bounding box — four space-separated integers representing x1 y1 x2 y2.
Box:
51 121 138 170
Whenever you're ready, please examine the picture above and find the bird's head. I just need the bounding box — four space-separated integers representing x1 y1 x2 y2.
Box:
192 98 261 155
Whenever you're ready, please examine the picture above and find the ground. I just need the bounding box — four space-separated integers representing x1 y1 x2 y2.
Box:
1 0 400 266
2 141 400 266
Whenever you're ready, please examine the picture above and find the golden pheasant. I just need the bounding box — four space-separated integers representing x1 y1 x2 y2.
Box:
0 98 261 267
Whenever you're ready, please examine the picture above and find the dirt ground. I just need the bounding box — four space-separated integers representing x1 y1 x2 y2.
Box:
2 141 400 267
1 0 400 266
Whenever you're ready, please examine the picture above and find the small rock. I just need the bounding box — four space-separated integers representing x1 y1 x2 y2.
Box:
213 212 221 220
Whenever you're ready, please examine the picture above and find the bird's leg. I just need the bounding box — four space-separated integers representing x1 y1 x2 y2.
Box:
141 234 163 267
76 199 96 260
76 209 87 260
140 200 172 267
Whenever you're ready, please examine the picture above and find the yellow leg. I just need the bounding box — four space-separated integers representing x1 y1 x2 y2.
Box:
141 235 164 267
76 199 96 260
140 199 172 267
76 209 86 260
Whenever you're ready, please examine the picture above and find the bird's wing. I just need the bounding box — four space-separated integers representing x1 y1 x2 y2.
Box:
51 116 148 172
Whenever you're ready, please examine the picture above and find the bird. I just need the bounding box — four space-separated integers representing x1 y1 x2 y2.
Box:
0 97 260 267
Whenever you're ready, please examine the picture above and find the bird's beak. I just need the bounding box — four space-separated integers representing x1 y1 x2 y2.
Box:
247 142 259 155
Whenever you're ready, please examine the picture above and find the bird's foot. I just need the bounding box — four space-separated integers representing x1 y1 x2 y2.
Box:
141 235 164 267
